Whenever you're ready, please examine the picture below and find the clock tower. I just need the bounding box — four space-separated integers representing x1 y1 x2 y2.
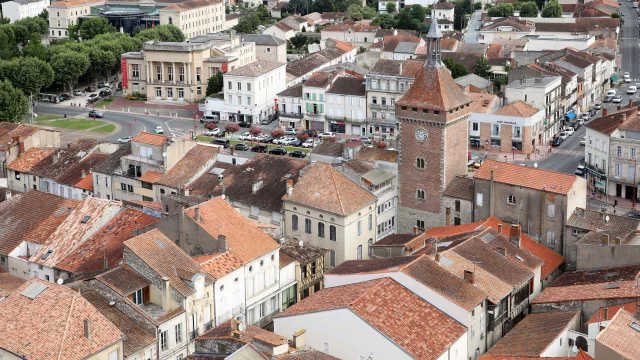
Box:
395 16 472 232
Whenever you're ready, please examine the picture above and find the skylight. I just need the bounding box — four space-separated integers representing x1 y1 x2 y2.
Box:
80 215 91 224
21 282 48 299
155 239 167 249
41 250 53 260
604 282 621 289
630 322 640 333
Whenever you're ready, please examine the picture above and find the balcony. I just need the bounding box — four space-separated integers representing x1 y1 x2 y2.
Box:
584 162 606 176
369 103 394 110
131 76 140 81
325 114 367 123
252 309 279 328
280 112 304 119
510 298 529 319
300 271 323 291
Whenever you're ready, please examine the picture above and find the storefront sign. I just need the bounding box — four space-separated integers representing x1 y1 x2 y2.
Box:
496 120 518 125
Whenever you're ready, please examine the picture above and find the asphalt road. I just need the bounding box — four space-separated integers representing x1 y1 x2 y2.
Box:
463 11 482 44
620 0 640 81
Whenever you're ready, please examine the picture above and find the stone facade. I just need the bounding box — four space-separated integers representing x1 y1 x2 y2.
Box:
124 248 184 304
443 196 473 225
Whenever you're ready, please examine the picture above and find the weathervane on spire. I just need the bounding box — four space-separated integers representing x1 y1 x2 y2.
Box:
426 10 443 68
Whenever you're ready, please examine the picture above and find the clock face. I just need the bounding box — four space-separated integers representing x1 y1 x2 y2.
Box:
415 128 428 142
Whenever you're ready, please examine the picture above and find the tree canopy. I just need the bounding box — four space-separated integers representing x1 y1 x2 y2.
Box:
0 80 29 123
474 56 492 78
79 17 116 40
206 72 224 95
0 57 54 96
386 1 396 13
443 57 468 78
519 2 539 17
541 0 562 17
487 3 514 17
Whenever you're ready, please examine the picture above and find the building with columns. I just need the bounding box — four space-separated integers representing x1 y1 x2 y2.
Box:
121 33 255 102
396 17 472 232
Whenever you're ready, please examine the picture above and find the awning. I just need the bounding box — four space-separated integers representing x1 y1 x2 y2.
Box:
566 111 576 119
611 75 619 81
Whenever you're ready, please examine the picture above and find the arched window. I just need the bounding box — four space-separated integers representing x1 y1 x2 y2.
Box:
368 214 373 231
329 250 336 267
417 189 425 200
292 214 298 230
357 245 363 260
416 157 425 169
318 222 325 238
368 239 373 257
507 195 516 204
168 17 173 24
329 225 336 241
305 219 312 234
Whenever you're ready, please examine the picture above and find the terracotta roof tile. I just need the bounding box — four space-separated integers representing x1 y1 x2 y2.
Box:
0 273 27 299
49 0 104 7
6 147 56 172
133 132 170 147
279 239 328 265
355 147 397 162
81 289 156 357
328 256 419 275
326 76 366 96
396 65 471 112
124 229 214 297
276 350 341 360
156 307 186 323
184 197 280 263
495 101 539 117
139 170 163 184
226 60 286 77
567 208 640 240
304 72 335 88
0 191 80 256
585 107 636 135
279 250 295 268
475 159 578 195
161 0 221 11
434 1 455 9
198 319 288 346
587 300 637 324
482 17 534 32
0 278 123 360
156 145 218 189
93 143 132 175
443 176 474 201
369 233 418 247
56 209 160 275
595 309 640 360
277 278 467 359
283 162 377 216
57 153 108 187
96 265 152 296
74 173 94 191
322 24 380 32
368 59 423 77
30 139 99 180
441 38 459 51
194 251 244 279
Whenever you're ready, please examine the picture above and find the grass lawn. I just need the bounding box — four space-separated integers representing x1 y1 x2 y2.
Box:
91 124 116 133
45 119 106 130
94 97 115 108
33 114 64 122
196 136 311 154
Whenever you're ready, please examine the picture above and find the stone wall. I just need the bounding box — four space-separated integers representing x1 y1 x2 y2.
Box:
123 247 184 303
195 338 245 355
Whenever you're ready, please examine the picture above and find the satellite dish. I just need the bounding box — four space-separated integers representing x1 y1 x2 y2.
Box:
56 278 64 285
238 322 246 332
299 240 304 248
534 162 538 168
571 345 578 353
162 152 167 158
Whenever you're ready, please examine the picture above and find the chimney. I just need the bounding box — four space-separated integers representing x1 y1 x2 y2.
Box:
497 223 502 234
413 226 419 235
5 190 11 201
218 234 228 252
161 277 171 312
434 252 440 264
630 99 634 108
463 269 474 285
195 207 200 222
286 179 294 196
252 179 264 194
177 206 186 245
293 329 306 349
617 105 622 111
623 112 627 121
67 143 71 149
489 170 495 217
81 169 86 179
83 318 91 340
603 108 608 117
18 136 24 156
510 224 521 247
67 206 73 215
53 151 59 164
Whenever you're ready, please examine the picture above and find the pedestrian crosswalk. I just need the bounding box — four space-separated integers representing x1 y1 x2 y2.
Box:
171 128 193 137
554 149 582 156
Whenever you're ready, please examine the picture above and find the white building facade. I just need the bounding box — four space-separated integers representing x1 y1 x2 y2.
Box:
2 0 49 22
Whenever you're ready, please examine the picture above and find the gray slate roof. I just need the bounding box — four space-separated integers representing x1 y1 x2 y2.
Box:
395 42 419 54
454 74 492 90
240 34 286 46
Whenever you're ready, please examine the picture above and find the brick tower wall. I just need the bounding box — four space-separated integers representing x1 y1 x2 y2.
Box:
444 115 470 188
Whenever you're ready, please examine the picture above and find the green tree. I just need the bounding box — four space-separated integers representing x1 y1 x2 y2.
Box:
453 0 473 30
474 56 492 78
135 24 185 42
233 11 261 33
410 4 427 21
14 16 48 35
396 9 417 30
0 18 10 25
0 57 54 96
363 6 378 19
50 51 90 92
371 14 397 28
206 72 224 95
290 33 308 48
442 57 468 78
386 1 396 13
612 12 621 18
79 17 116 40
474 2 482 10
0 26 18 60
87 48 117 81
287 0 312 15
22 33 46 60
0 80 29 123
519 2 539 17
11 24 30 47
38 9 48 21
541 0 562 17
347 4 365 20
487 3 514 17
226 5 231 14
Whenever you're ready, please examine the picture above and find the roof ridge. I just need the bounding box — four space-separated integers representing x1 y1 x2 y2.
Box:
328 165 347 215
57 292 77 360
348 278 390 308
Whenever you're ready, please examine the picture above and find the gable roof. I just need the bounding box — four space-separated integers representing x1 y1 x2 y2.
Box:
443 176 474 201
586 107 637 135
495 101 539 117
396 64 471 112
355 147 397 162
486 311 580 357
226 60 285 77
93 143 132 175
535 18 620 33
567 208 640 240
57 153 108 187
95 265 152 297
475 159 578 195
133 132 171 147
368 59 423 77
482 17 534 32
326 76 366 96
161 0 222 11
198 318 288 346
124 229 214 297
0 190 80 256
595 309 640 360
156 145 218 189
370 233 419 247
587 301 638 324
0 278 123 360
184 197 280 263
241 34 286 46
74 173 94 191
283 162 376 216
434 1 455 9
0 123 39 151
277 83 304 97
454 73 492 89
0 273 27 299
55 209 160 275
30 139 99 180
6 147 56 172
279 239 328 265
194 251 244 279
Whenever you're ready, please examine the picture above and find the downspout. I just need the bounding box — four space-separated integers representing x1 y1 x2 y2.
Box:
489 170 495 217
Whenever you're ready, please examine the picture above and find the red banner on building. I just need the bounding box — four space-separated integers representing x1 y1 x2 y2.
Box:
222 63 228 73
121 58 128 89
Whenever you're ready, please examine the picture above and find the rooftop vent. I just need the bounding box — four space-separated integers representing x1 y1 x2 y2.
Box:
155 239 167 249
604 282 621 289
630 322 640 333
41 250 53 260
21 282 48 299
80 215 91 224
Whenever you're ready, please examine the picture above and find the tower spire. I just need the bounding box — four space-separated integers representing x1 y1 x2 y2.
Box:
426 10 443 68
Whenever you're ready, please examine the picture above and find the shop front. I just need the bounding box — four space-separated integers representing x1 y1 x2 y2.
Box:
586 166 607 195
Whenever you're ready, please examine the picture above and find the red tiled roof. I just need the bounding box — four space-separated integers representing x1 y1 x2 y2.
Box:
124 229 214 297
396 65 471 112
156 145 218 189
198 319 288 346
132 132 170 147
494 101 539 118
587 301 637 324
55 209 160 275
96 265 151 296
475 159 578 195
57 153 108 187
139 170 163 184
194 251 244 279
184 197 280 263
595 309 640 360
441 38 458 51
6 147 56 172
74 173 93 191
0 278 123 360
283 162 377 216
278 250 295 268
0 273 27 299
322 24 380 32
277 278 467 360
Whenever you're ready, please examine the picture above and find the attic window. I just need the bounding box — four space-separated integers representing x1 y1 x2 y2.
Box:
630 322 640 333
41 250 53 260
423 109 429 113
21 282 48 299
154 239 167 249
412 107 418 112
434 110 440 115
402 106 407 110
515 255 524 262
80 215 91 224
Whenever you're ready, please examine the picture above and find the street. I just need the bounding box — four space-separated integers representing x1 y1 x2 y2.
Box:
620 0 640 81
463 10 481 44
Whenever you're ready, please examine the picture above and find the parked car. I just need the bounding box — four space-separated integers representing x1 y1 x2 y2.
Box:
289 139 303 147
318 132 335 138
200 115 219 123
575 165 586 176
475 25 480 30
259 135 272 143
85 85 96 92
73 90 84 96
238 121 250 128
99 89 111 97
205 128 221 136
580 136 586 146
59 93 71 101
302 139 319 148
280 137 297 146
589 108 597 117
88 93 99 100
97 82 105 88
563 127 575 136
271 136 285 144
289 150 306 158
594 103 603 110
154 126 164 134
269 147 287 155
607 89 617 96
118 136 132 143
284 128 297 135
613 95 623 103
211 139 230 148
215 130 227 138
234 142 250 151
577 118 585 125
604 95 614 103
88 110 104 118
581 112 590 120
628 85 637 94
238 132 252 140
251 144 268 153
558 132 569 140
552 137 564 146
302 129 315 137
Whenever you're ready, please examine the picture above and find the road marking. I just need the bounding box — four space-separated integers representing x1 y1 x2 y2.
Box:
554 149 582 156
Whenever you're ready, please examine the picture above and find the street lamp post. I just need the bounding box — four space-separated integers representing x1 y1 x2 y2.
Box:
634 158 637 208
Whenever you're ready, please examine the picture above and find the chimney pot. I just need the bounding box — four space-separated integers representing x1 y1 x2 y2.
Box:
510 224 521 247
603 108 608 116
195 207 200 222
413 226 418 235
498 223 502 233
434 252 441 264
5 190 11 201
161 277 171 312
83 318 91 340
630 99 633 108
67 206 73 215
218 234 228 252
293 329 306 349
463 269 474 285
18 136 24 156
286 179 294 196
81 169 86 179
67 143 71 149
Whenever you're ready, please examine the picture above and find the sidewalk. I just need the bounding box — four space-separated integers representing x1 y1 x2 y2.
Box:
469 148 553 164
587 194 639 216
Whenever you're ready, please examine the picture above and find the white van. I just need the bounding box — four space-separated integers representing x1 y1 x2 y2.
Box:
607 89 617 96
628 86 637 94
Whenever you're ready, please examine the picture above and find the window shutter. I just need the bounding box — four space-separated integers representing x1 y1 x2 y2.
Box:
319 104 324 113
